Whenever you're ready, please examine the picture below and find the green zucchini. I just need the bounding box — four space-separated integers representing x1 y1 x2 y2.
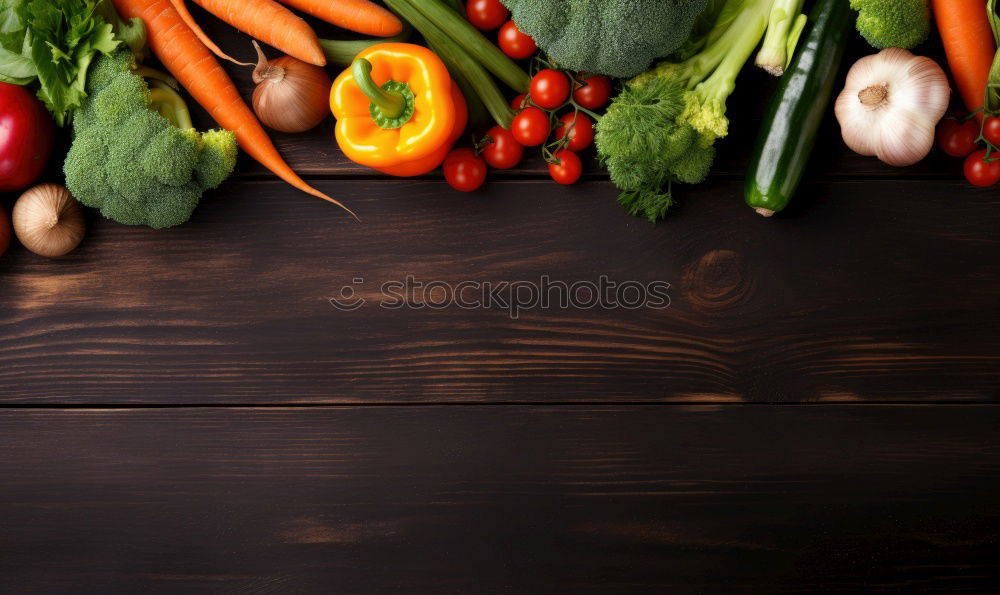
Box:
744 0 852 217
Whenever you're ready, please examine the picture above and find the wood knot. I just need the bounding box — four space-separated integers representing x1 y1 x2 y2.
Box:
682 249 753 311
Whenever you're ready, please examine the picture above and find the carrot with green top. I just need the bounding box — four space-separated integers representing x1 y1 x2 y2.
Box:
113 0 355 218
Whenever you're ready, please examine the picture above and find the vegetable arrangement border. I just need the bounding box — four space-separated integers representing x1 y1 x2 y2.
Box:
0 0 995 264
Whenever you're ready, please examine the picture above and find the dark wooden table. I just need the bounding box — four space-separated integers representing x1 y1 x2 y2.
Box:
2 7 999 593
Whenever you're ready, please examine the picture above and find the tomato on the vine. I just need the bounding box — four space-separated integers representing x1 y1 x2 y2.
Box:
444 148 487 192
548 149 583 185
511 106 550 146
573 74 612 110
482 126 524 169
498 20 537 60
510 93 528 112
465 0 509 31
964 148 1000 186
553 112 594 152
530 69 570 110
937 118 979 157
983 117 1000 147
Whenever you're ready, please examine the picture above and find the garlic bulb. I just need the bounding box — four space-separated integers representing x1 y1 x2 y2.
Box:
835 48 950 167
13 184 86 258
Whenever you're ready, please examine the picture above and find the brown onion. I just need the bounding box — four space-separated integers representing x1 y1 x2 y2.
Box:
251 41 331 133
13 184 86 258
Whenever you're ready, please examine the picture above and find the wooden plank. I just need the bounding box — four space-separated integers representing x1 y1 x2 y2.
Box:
0 405 996 592
181 3 958 180
1 179 997 403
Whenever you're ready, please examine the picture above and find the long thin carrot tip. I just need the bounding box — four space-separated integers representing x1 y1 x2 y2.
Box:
170 0 253 66
311 188 361 221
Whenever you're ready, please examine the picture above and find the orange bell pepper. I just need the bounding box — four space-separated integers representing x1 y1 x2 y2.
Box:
330 43 462 174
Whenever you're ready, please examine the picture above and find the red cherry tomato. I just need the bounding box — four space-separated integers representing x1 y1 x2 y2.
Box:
553 112 594 152
937 118 979 157
482 126 524 170
530 69 570 110
548 149 583 185
444 148 487 192
465 0 509 31
511 106 550 146
983 116 1000 147
0 82 54 192
498 20 537 60
964 148 1000 186
0 205 10 258
510 93 528 112
573 74 612 110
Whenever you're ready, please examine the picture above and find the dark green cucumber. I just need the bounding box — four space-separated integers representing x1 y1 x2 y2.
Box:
744 0 852 217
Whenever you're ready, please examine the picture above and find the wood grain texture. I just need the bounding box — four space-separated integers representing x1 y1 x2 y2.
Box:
1 179 997 402
0 406 997 593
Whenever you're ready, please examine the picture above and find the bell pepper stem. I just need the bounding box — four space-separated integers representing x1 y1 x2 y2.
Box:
352 58 406 119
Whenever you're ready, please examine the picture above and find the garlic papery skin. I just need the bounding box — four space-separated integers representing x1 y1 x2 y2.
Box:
13 184 86 258
835 47 950 167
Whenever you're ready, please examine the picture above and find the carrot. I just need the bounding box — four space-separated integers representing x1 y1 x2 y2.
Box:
276 0 404 37
172 0 327 67
113 0 356 218
933 0 996 121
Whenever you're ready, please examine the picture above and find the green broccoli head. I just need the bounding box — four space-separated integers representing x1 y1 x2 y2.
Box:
501 0 710 78
850 0 930 50
596 77 719 222
64 50 236 229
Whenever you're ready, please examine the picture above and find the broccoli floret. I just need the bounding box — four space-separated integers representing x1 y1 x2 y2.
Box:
597 0 783 222
500 0 710 78
64 50 236 228
850 0 930 50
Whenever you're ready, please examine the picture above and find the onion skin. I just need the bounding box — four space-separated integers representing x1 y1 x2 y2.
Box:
13 184 86 258
253 53 332 133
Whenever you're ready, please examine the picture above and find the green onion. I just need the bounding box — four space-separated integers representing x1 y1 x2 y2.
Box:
397 0 530 93
320 27 412 66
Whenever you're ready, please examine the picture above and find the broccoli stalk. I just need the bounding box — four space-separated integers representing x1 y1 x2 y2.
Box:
596 0 785 222
755 0 807 75
148 81 193 129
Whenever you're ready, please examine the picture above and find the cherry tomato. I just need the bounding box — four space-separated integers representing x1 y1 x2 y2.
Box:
498 20 537 60
964 148 1000 186
510 93 528 112
530 69 570 110
0 82 54 192
0 205 10 258
465 0 509 31
553 112 594 152
482 126 524 170
573 74 612 110
937 118 979 157
983 116 1000 147
548 149 583 185
444 148 487 192
511 106 550 146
